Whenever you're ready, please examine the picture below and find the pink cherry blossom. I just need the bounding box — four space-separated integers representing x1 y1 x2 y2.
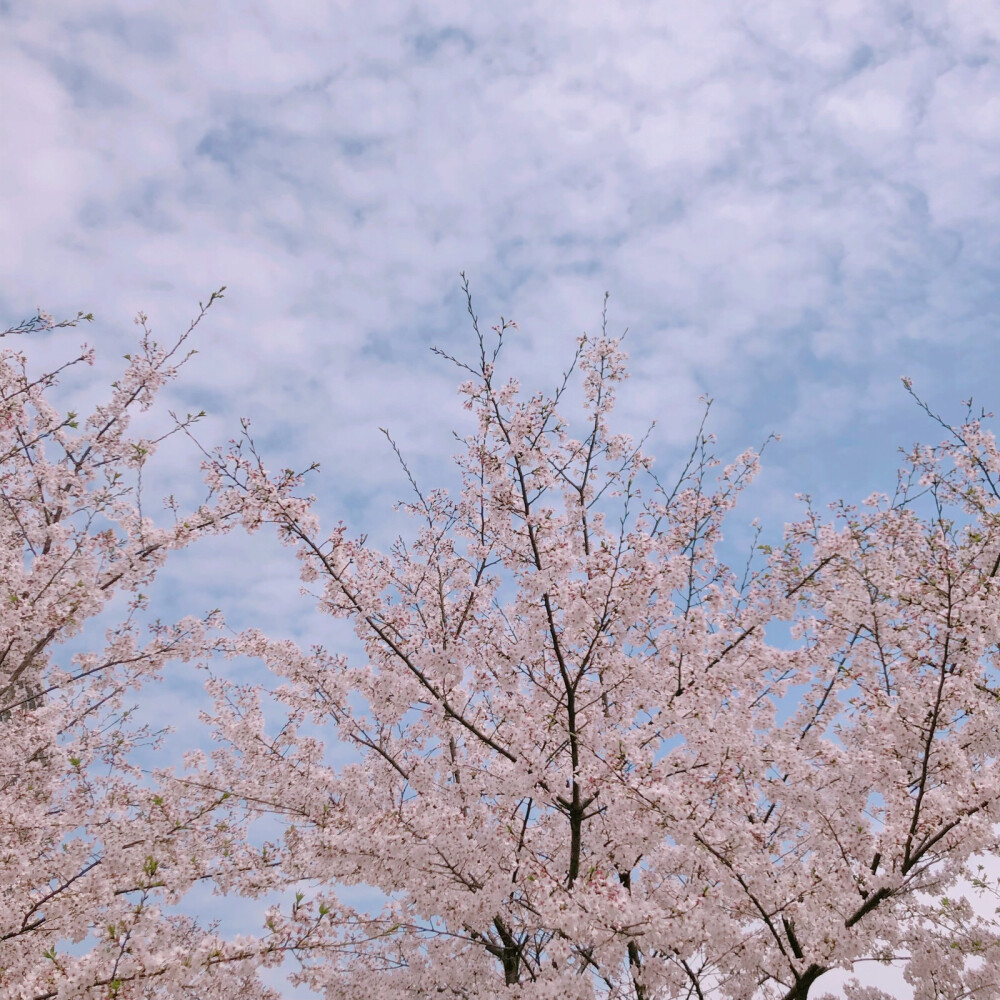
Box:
9 282 1000 999
195 283 1000 998
0 294 284 999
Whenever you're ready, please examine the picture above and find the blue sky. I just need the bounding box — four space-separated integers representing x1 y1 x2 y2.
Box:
3 2 1000 996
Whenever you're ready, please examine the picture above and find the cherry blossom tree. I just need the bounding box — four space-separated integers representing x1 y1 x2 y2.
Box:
0 298 286 999
196 281 1000 1000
